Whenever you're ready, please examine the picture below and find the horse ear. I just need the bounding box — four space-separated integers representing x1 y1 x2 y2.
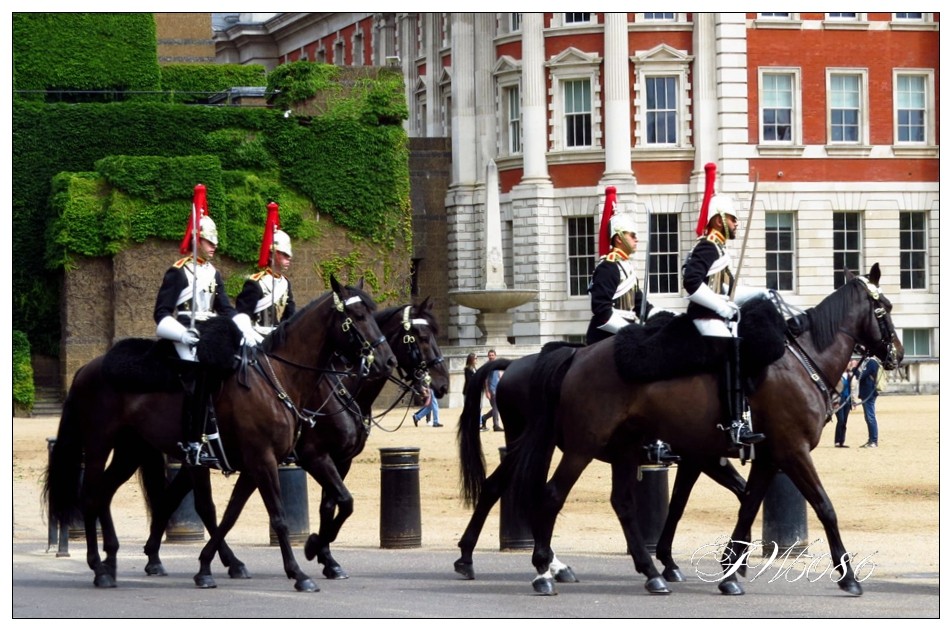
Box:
420 296 433 311
843 267 854 282
868 263 881 285
356 277 365 290
330 274 341 294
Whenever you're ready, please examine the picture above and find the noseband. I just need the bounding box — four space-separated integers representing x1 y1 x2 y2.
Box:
853 277 899 370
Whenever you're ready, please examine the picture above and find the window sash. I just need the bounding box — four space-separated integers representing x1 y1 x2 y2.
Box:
897 75 926 142
899 211 927 289
902 329 931 357
567 217 596 296
646 76 678 144
507 87 521 154
762 74 793 142
647 214 679 294
765 213 795 291
564 80 592 147
832 212 862 287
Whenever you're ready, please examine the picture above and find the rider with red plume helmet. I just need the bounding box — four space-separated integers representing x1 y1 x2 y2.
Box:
153 184 257 466
236 201 297 336
682 163 770 449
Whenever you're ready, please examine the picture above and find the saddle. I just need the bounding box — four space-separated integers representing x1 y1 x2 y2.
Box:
102 317 243 393
613 297 786 387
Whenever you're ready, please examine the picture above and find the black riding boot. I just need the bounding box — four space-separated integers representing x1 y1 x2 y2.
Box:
177 362 216 466
719 337 765 448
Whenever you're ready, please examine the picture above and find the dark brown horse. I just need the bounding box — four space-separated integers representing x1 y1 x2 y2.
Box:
455 351 746 584
44 277 396 591
507 265 901 596
131 299 448 583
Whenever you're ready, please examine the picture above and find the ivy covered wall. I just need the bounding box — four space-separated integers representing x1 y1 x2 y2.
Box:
12 15 411 356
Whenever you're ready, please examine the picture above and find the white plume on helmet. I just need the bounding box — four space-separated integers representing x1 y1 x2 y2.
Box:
610 212 638 238
273 229 292 257
199 215 219 246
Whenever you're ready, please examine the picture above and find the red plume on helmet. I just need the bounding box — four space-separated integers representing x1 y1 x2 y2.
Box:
597 186 618 257
257 202 281 268
179 184 209 255
695 163 717 237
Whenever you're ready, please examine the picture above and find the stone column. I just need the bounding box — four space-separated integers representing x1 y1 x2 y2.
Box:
692 12 718 178
474 13 497 183
519 12 550 184
601 12 634 183
450 13 477 186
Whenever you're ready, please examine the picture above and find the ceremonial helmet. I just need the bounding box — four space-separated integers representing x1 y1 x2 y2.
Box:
198 215 219 246
273 229 292 258
610 212 638 238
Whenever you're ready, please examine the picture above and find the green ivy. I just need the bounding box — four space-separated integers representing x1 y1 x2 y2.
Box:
160 64 268 103
13 331 35 411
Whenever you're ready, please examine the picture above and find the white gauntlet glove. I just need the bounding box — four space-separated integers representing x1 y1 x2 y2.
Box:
597 309 636 335
688 283 739 320
157 316 199 346
734 285 773 307
233 313 264 347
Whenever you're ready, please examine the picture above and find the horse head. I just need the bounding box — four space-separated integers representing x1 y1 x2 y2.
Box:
329 275 397 376
845 263 904 370
397 297 448 398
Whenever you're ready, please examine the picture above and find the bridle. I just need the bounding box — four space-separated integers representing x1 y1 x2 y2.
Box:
852 276 899 370
333 291 389 377
395 305 444 388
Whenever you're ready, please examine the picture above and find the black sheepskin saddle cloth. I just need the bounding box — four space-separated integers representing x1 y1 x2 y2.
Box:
613 297 787 385
102 317 242 393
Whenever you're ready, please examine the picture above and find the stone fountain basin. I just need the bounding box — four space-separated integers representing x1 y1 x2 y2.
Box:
448 289 537 312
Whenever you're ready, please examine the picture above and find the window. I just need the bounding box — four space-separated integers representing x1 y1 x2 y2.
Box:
760 13 790 18
353 31 364 66
761 73 794 142
902 329 931 357
643 13 675 21
827 13 857 19
564 79 592 148
632 44 693 153
899 211 927 289
765 212 795 291
896 74 926 142
509 13 522 33
647 214 679 294
829 74 860 142
505 86 522 154
645 77 678 144
567 217 596 296
894 13 924 20
440 13 451 48
565 13 591 24
832 212 861 288
334 40 345 65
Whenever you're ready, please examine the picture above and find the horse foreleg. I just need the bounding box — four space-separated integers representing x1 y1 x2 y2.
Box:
98 450 143 583
718 459 777 596
299 455 352 580
194 472 256 589
188 467 249 579
610 461 670 595
780 455 863 596
455 456 511 580
252 462 318 592
528 453 590 595
655 461 703 583
79 458 115 588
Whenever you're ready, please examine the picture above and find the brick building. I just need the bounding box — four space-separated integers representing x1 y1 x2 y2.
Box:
215 13 940 400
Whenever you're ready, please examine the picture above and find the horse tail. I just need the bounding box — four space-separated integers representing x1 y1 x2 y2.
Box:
510 345 576 510
458 358 512 507
42 368 88 528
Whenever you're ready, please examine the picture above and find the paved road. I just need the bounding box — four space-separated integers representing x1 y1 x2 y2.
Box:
12 540 938 618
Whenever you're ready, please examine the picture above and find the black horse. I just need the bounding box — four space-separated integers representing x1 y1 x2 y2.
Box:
123 299 449 584
455 350 747 584
44 277 396 591
507 265 901 596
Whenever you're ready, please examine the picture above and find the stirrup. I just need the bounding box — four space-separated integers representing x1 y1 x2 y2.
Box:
643 440 680 465
178 441 203 467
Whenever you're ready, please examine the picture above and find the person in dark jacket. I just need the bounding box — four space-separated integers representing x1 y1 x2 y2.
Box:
852 357 881 448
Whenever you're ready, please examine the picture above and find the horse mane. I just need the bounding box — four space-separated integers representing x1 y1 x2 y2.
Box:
805 278 865 351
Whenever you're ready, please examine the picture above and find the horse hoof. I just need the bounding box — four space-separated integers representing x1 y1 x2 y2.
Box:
144 562 167 577
194 574 217 589
228 563 251 579
645 576 671 594
553 566 579 583
532 576 557 595
454 559 475 580
295 578 320 593
839 580 863 597
303 534 320 562
94 573 117 588
662 567 685 583
718 580 744 596
323 565 349 580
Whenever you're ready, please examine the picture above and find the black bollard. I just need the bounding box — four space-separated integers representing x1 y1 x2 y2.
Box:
46 438 71 557
269 464 310 546
762 470 808 555
498 446 533 550
633 465 670 554
379 447 422 549
165 461 205 543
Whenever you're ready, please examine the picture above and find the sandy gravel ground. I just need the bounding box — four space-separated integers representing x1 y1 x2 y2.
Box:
12 394 939 580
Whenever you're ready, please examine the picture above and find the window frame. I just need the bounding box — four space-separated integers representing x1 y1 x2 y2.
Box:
494 55 523 158
899 211 927 290
764 211 796 292
825 69 870 155
901 328 932 358
566 216 597 297
647 213 680 295
832 211 862 288
758 68 803 148
631 44 693 157
546 48 603 154
893 69 936 151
